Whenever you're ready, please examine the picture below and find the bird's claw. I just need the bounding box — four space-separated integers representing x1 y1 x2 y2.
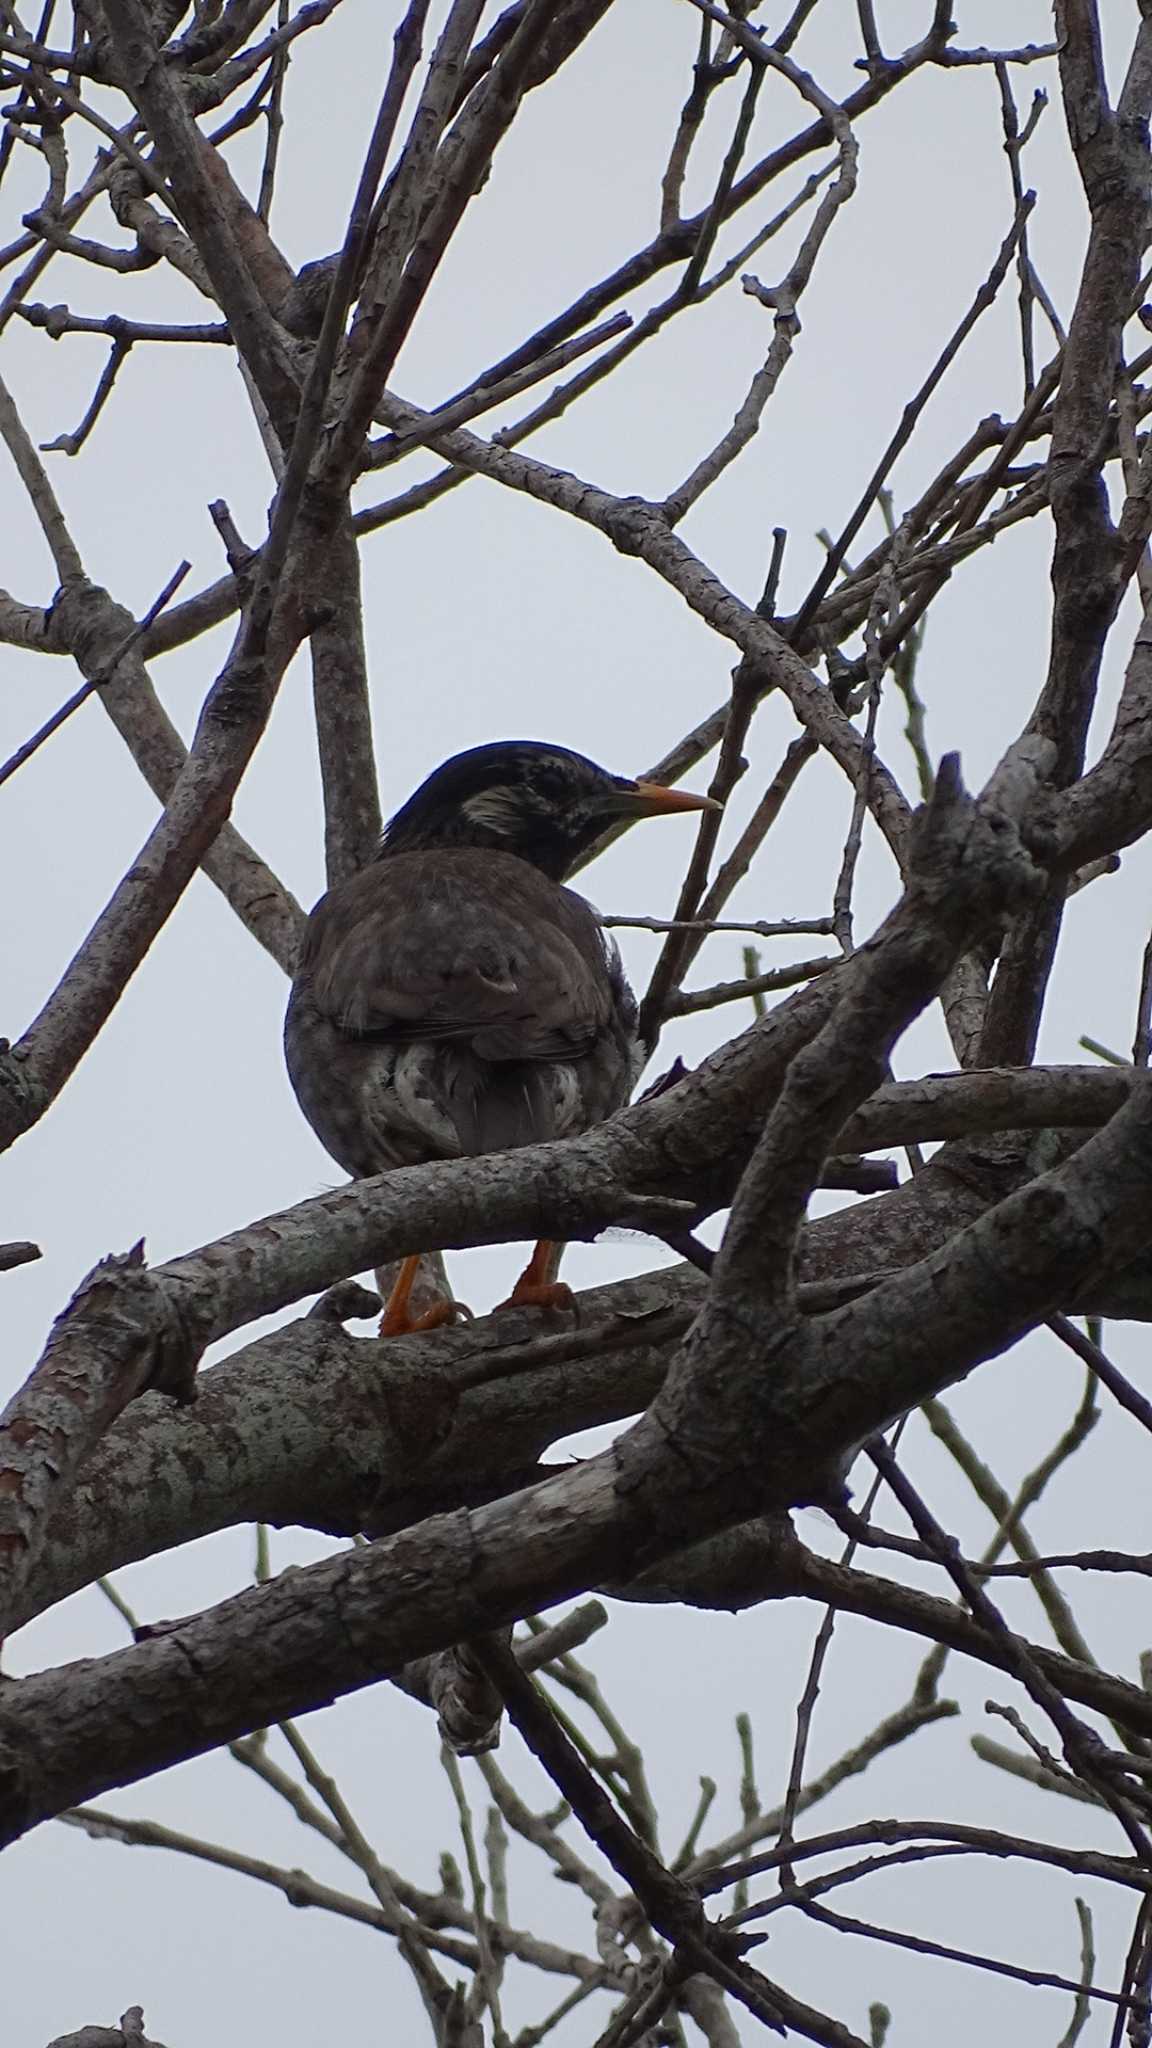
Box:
379 1296 473 1338
495 1279 576 1316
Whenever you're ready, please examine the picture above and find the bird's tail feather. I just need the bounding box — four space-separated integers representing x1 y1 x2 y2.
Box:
448 1057 557 1153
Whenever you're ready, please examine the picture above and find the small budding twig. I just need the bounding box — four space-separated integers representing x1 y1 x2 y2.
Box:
742 944 767 1019
672 1778 717 1874
1058 1897 1095 2048
732 1714 759 1914
440 1744 505 2035
970 1734 1102 1806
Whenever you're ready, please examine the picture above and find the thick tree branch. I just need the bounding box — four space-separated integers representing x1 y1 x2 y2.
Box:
49 578 303 971
306 520 380 885
12 784 1152 1825
0 586 303 1155
7 1061 1152 1849
980 3 1152 1063
7 1053 1148 1640
0 1247 191 1639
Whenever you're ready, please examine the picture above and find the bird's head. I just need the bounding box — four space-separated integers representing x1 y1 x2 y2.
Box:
380 740 719 880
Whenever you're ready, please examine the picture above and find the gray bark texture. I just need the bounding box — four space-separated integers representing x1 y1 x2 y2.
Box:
5 6 1152 2039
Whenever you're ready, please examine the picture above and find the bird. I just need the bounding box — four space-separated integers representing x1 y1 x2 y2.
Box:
284 739 717 1334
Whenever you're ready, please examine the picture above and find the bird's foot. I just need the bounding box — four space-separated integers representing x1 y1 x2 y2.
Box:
379 1252 472 1338
379 1296 473 1339
496 1237 575 1316
496 1277 576 1316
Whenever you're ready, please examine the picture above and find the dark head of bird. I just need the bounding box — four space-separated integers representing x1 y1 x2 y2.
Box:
380 740 719 881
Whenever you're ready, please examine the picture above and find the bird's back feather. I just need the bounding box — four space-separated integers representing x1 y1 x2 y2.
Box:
285 847 637 1173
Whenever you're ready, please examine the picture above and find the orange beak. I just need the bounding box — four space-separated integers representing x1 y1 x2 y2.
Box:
627 780 723 817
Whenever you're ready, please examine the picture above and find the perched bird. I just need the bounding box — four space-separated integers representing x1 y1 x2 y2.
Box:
285 740 716 1332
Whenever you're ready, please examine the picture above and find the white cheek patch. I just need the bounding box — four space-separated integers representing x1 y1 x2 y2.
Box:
461 789 519 835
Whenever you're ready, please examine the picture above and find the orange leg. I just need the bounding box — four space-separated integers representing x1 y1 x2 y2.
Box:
380 1253 471 1338
498 1239 575 1315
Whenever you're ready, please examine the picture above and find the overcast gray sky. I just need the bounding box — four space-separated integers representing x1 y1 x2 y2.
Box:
4 3 1152 2042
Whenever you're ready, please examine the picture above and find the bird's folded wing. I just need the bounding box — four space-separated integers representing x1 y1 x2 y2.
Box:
301 855 616 1063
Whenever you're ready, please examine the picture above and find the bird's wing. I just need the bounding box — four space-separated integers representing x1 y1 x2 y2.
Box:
299 852 617 1064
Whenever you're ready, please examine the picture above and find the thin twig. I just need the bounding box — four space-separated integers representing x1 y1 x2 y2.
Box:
0 561 190 791
1048 1314 1152 1440
868 1438 1152 1864
600 915 833 938
791 192 1036 646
